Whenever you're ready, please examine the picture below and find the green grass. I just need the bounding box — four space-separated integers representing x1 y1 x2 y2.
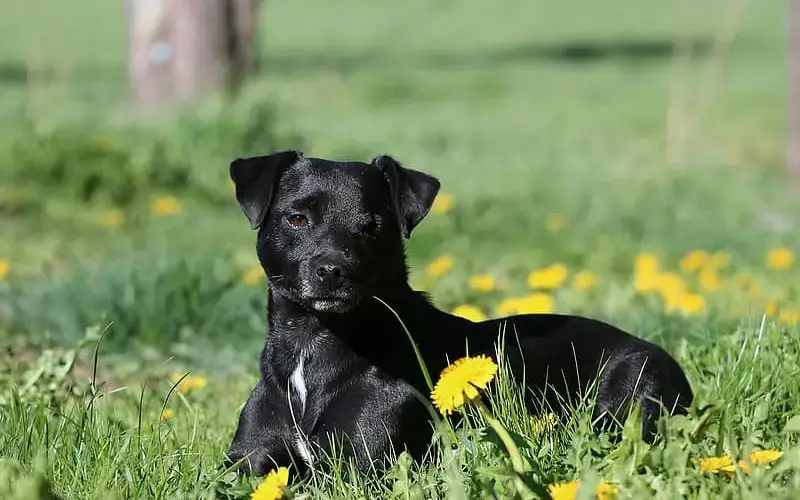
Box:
1 0 798 497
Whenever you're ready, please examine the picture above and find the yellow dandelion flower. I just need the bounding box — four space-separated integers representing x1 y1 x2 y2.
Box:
572 270 598 292
527 263 568 290
468 274 496 292
452 305 487 322
633 253 661 293
187 377 207 391
698 268 723 292
698 455 734 473
748 449 784 466
151 196 181 217
547 481 618 500
531 412 557 434
496 294 555 315
160 409 174 421
679 250 709 274
595 482 619 500
242 267 264 286
0 259 8 280
519 293 555 314
496 297 521 316
251 466 290 500
426 255 454 278
548 480 580 500
170 373 208 394
766 299 779 317
698 450 783 476
546 213 565 233
431 355 498 415
431 193 454 214
655 272 686 299
677 293 706 315
634 272 659 293
766 247 794 270
99 209 124 229
779 309 800 326
635 252 660 275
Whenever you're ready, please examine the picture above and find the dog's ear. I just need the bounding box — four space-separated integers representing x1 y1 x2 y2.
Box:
230 150 303 229
372 155 441 238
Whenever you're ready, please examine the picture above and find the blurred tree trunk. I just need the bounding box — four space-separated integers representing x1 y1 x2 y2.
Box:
229 0 261 87
790 0 800 189
128 0 173 111
128 0 260 113
172 0 229 105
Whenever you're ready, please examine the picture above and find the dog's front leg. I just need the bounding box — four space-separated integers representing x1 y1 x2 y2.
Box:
225 380 303 476
309 379 431 474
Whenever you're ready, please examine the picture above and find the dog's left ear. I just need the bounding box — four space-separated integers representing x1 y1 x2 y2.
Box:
230 150 303 229
372 155 441 238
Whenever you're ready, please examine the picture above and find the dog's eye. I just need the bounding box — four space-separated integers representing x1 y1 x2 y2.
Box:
286 214 309 229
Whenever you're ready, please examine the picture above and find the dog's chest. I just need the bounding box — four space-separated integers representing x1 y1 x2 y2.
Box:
289 356 307 412
287 353 313 465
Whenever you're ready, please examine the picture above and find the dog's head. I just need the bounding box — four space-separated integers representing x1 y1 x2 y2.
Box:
230 150 440 313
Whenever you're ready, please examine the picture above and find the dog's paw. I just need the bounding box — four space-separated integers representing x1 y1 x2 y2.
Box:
224 449 275 477
224 451 268 476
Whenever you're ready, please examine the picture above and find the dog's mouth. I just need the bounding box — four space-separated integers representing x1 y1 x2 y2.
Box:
292 278 360 313
308 296 357 313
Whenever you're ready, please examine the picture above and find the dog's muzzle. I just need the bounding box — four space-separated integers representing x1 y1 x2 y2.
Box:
302 258 357 313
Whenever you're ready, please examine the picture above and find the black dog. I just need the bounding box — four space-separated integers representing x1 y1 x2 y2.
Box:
225 150 693 476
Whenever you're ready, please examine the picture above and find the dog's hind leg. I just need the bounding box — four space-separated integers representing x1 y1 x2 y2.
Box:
593 360 692 444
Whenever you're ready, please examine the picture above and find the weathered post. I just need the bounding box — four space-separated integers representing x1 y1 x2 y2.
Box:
127 0 259 112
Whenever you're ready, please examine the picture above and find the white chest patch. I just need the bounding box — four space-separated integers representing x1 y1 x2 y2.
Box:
289 356 312 465
290 358 307 413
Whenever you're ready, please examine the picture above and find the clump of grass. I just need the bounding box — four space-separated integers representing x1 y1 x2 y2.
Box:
1 315 799 499
0 247 266 364
1 92 304 212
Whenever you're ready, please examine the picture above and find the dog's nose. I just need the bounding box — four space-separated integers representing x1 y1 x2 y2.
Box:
315 263 345 290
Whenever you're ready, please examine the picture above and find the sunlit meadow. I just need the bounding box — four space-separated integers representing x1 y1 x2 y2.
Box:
1 0 798 498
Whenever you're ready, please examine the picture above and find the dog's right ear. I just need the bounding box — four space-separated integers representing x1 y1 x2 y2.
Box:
229 150 303 229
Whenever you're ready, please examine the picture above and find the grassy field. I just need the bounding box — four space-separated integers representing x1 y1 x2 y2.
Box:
1 0 798 498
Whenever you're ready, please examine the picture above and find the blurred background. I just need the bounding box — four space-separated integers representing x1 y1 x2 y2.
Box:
0 0 791 374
